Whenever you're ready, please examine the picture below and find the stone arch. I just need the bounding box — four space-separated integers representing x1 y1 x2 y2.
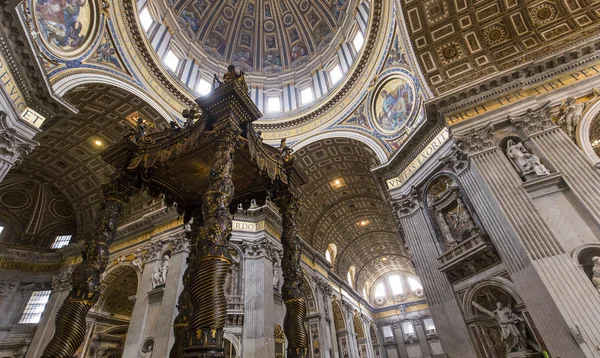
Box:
353 313 365 339
290 131 388 165
52 72 176 125
301 271 318 315
572 244 600 280
223 332 241 358
461 277 524 322
422 172 485 254
578 99 600 165
97 265 138 316
332 299 346 332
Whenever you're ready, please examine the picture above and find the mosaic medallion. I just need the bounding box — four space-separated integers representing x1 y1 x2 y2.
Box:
370 74 417 135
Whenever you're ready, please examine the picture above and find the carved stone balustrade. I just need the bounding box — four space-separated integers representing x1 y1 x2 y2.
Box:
436 232 500 283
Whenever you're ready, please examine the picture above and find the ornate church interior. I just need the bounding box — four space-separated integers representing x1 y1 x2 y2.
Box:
1 0 600 357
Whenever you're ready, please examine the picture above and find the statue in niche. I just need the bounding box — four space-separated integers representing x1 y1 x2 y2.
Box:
273 260 283 291
592 256 600 293
132 249 145 273
472 301 527 353
225 248 240 296
152 254 170 288
427 176 480 248
506 140 550 179
557 96 585 140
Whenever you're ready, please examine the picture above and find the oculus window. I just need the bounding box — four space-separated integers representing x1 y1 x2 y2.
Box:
19 290 51 324
51 235 72 249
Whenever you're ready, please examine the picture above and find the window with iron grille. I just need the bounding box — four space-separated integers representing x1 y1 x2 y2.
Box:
51 235 72 249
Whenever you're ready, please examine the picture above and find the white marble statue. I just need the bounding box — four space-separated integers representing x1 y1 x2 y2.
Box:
132 249 145 273
506 140 550 178
152 254 170 288
592 256 600 293
138 344 153 358
273 260 283 290
472 301 527 352
557 96 585 140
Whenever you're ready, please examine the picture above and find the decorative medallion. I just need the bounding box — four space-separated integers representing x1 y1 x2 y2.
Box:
483 24 507 46
530 2 558 26
0 191 30 209
264 20 275 32
52 199 74 218
370 74 417 135
33 0 97 58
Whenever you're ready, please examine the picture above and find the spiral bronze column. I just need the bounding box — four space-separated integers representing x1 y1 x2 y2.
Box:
42 178 136 358
277 192 309 358
182 120 240 358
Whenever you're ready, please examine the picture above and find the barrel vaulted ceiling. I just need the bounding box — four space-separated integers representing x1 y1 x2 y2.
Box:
294 138 410 292
402 0 600 96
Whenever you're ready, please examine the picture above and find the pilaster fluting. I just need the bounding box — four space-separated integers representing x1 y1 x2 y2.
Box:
183 120 240 357
276 192 309 358
42 177 136 357
393 188 477 358
510 104 600 224
457 121 599 357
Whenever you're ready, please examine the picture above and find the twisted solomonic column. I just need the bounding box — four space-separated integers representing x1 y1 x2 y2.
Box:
42 177 137 357
182 120 241 357
277 191 309 358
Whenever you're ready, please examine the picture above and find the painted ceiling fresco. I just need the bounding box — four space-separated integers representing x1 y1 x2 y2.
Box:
173 0 349 73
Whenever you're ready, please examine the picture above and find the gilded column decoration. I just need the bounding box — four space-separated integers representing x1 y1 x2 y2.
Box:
42 177 137 357
170 218 200 358
183 118 241 357
276 189 309 358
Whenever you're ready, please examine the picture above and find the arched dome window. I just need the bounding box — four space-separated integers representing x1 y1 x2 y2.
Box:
369 271 425 307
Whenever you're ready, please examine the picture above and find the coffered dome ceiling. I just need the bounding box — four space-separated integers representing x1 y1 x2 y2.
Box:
173 0 350 73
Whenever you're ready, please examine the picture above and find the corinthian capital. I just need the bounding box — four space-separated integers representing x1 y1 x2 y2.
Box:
394 186 421 216
508 101 555 136
439 141 469 174
0 111 37 165
454 122 495 153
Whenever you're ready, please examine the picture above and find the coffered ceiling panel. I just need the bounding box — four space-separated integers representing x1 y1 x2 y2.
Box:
403 0 600 96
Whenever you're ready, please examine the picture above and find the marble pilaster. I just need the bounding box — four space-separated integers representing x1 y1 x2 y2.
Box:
393 189 478 358
457 121 598 357
241 238 278 357
152 235 189 356
392 327 408 358
122 242 162 357
314 277 335 358
413 320 430 358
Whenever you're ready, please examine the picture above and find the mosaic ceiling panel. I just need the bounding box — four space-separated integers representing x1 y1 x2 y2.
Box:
173 0 350 72
17 83 168 239
403 0 600 96
295 138 408 289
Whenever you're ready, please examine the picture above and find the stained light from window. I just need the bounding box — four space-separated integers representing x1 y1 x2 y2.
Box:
353 31 365 52
374 282 386 298
388 274 404 295
51 235 72 249
197 78 211 95
300 87 314 105
0 226 4 235
329 65 343 85
408 277 423 291
424 318 436 332
325 249 332 263
19 290 51 324
267 96 281 113
164 50 180 72
382 325 394 338
139 7 154 32
347 271 353 288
